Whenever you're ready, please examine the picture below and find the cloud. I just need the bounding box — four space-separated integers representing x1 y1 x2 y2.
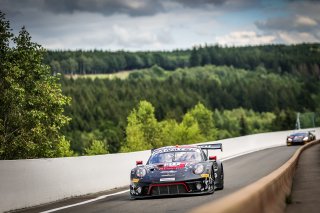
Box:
295 15 317 27
256 19 320 43
17 11 177 51
173 0 261 10
277 31 319 44
2 0 261 17
216 31 276 46
2 0 320 50
254 0 320 44
1 0 224 51
288 0 320 24
2 0 165 17
173 0 226 7
256 15 318 32
44 0 166 16
111 24 173 48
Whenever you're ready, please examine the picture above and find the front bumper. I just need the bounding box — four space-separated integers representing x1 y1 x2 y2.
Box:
287 140 307 146
130 178 213 198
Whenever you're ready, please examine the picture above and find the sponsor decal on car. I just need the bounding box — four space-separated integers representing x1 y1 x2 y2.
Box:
159 162 186 170
160 177 176 182
152 147 198 155
132 178 140 183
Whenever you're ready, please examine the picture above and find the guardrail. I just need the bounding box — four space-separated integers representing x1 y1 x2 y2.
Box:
190 139 320 213
1 128 319 212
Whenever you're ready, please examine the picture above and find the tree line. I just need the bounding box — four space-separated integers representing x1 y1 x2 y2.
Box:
61 65 320 154
122 101 278 152
45 43 320 79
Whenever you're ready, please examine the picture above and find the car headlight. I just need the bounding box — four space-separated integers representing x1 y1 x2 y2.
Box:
194 164 204 175
303 137 309 141
287 138 292 142
136 167 147 178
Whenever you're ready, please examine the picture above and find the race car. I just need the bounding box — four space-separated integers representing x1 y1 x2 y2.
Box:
130 143 224 198
286 131 316 146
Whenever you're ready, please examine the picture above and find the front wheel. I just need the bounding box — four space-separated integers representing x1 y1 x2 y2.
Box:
216 165 224 190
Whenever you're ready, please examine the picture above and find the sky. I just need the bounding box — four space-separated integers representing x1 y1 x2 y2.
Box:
1 0 320 51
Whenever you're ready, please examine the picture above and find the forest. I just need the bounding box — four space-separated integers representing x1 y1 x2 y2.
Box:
45 43 320 78
59 59 320 155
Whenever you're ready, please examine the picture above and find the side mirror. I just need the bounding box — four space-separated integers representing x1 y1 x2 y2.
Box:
136 160 143 165
209 156 217 161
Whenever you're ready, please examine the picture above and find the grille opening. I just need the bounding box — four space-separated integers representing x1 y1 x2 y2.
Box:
149 183 188 195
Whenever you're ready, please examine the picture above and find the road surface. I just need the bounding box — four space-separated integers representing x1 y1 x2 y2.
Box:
17 146 299 213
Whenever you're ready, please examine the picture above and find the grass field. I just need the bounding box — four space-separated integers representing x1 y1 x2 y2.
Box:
65 70 138 80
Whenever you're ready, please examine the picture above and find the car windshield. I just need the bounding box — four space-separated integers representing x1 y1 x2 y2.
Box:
148 150 202 164
291 132 307 136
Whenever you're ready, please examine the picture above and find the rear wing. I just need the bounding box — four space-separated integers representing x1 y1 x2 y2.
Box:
198 143 223 160
198 143 223 152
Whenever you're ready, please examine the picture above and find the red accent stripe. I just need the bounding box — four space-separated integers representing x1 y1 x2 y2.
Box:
147 182 190 195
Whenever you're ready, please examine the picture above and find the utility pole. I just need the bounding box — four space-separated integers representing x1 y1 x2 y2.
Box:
312 112 315 128
296 112 301 130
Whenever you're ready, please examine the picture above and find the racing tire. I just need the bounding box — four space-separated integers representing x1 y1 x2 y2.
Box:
216 165 224 190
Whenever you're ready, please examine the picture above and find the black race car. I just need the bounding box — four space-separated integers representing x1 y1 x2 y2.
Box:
130 143 224 198
286 131 316 146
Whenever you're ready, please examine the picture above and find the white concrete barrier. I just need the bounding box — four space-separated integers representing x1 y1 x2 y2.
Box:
1 128 319 212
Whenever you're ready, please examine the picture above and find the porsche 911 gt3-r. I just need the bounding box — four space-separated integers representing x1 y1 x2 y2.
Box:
130 144 224 198
286 131 316 146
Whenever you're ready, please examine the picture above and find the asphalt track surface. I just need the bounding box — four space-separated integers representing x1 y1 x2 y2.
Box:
17 146 299 213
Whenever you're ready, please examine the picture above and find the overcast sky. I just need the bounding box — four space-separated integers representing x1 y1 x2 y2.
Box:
1 0 320 51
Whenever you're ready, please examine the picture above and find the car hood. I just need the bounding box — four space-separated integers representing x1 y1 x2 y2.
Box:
136 162 207 183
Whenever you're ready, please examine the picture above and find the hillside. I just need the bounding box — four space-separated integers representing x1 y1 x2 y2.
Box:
61 64 320 154
45 44 320 79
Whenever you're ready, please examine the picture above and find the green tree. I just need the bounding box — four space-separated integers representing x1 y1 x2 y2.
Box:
239 115 249 136
200 46 211 65
84 140 108 155
187 103 216 141
50 60 61 75
137 101 161 148
121 100 160 152
121 117 149 152
189 47 201 67
0 12 71 159
56 136 75 157
179 113 205 144
158 119 179 146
